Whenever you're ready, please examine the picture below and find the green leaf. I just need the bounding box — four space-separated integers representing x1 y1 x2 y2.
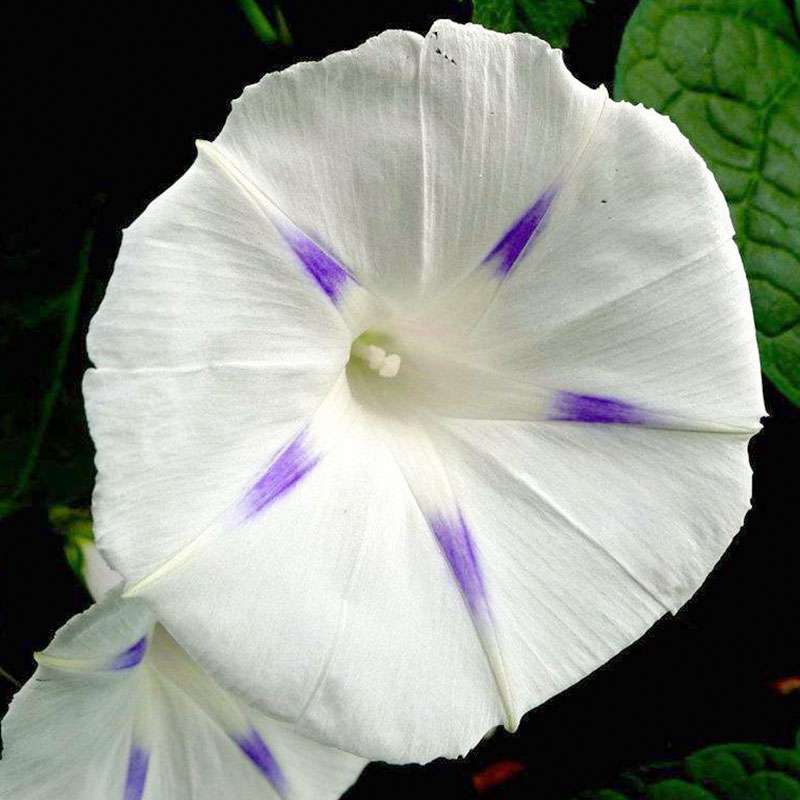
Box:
572 743 800 799
648 779 716 800
685 744 766 795
615 0 800 407
729 772 800 800
472 0 592 49
0 202 102 519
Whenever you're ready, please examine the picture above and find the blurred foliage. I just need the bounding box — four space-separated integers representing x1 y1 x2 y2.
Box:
236 0 292 46
614 0 800 408
571 741 800 799
0 200 104 521
472 0 592 48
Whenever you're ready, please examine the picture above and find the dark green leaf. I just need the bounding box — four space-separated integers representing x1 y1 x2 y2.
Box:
472 0 592 49
648 779 717 800
729 772 800 800
615 0 800 407
685 744 765 795
573 743 800 800
766 749 800 779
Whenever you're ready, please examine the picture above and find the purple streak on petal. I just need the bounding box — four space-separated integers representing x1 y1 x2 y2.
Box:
548 391 650 424
483 186 557 278
235 727 288 796
427 510 486 614
240 431 319 521
277 223 351 304
122 745 149 800
112 637 148 670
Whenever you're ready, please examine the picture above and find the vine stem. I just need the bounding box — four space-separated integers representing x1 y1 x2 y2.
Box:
0 664 21 689
236 0 293 47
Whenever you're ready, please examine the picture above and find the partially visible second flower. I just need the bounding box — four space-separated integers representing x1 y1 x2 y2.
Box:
84 21 764 763
0 592 366 799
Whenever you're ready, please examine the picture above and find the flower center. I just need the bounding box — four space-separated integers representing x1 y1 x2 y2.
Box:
347 330 413 413
349 332 402 379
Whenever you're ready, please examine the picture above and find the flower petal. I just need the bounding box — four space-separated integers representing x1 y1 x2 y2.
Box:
194 140 368 317
460 101 764 430
546 391 649 424
481 185 558 279
133 400 753 765
0 594 365 800
83 367 350 583
211 29 426 304
389 341 748 433
398 414 755 731
416 21 607 295
434 415 754 618
123 746 149 800
148 624 366 800
86 140 354 371
79 538 124 601
0 594 153 799
373 418 516 732
128 413 505 763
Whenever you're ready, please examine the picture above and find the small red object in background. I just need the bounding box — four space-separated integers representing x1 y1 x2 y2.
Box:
471 760 526 793
771 676 800 695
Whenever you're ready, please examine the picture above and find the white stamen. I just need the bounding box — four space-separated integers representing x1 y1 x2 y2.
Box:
379 353 402 378
365 344 387 370
353 341 402 378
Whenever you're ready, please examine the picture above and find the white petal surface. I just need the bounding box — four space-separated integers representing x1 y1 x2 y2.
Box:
429 422 670 707
416 21 606 295
418 415 754 735
84 365 346 582
133 412 504 763
0 594 365 800
212 30 425 303
87 145 352 369
79 538 123 600
459 100 764 428
435 417 754 615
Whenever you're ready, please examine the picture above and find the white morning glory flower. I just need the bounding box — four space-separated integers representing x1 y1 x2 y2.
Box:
0 592 366 799
83 20 764 763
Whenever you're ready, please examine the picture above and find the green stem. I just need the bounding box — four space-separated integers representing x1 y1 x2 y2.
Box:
274 5 292 46
0 664 21 689
236 0 292 46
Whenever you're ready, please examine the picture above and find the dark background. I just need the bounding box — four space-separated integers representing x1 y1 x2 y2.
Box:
1 1 798 797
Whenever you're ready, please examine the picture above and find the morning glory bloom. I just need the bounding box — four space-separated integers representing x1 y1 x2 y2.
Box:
0 592 366 799
83 20 764 763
